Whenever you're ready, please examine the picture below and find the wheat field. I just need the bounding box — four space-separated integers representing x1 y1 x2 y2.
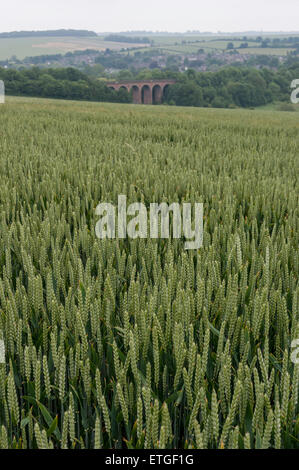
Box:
0 97 298 449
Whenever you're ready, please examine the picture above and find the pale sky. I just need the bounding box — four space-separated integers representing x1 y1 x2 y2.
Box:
1 0 299 33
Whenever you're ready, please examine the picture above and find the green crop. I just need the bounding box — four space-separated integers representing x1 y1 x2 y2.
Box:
0 97 298 449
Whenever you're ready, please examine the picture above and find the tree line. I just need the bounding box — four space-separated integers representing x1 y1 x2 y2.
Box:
164 64 299 108
104 35 151 44
0 67 131 103
0 63 298 108
0 30 97 38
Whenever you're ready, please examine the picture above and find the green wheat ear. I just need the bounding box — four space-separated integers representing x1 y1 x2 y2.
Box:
0 97 298 449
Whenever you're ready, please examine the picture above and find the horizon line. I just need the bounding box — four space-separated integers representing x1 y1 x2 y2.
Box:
1 28 299 35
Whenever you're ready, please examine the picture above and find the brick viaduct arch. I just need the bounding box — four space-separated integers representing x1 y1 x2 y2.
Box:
106 79 176 105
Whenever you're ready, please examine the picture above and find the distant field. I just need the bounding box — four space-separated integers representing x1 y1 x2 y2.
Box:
0 34 296 61
151 33 299 45
0 36 149 60
159 45 205 54
243 47 295 55
151 38 295 56
151 35 206 45
151 35 260 45
201 40 257 49
256 101 299 112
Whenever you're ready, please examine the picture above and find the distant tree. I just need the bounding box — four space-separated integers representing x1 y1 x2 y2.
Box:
227 81 250 106
166 81 203 107
186 69 196 80
0 29 97 38
117 87 131 103
211 96 227 108
117 70 134 81
104 34 150 44
83 64 105 78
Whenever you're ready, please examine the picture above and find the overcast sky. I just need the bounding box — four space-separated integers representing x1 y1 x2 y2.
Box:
1 0 299 33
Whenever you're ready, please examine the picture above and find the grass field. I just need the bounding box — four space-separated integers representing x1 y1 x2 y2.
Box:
149 36 296 55
243 47 295 56
157 43 295 55
0 36 149 60
0 97 298 449
0 34 296 61
255 102 299 112
151 33 299 44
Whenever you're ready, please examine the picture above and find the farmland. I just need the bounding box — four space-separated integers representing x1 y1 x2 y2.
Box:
156 44 295 56
0 33 297 62
149 36 296 55
0 36 149 61
0 97 298 449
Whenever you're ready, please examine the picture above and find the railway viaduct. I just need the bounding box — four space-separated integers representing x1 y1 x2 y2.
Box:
106 79 176 105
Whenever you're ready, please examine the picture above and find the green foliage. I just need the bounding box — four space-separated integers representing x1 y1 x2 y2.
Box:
165 65 299 108
0 30 98 39
104 35 151 44
0 67 131 103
